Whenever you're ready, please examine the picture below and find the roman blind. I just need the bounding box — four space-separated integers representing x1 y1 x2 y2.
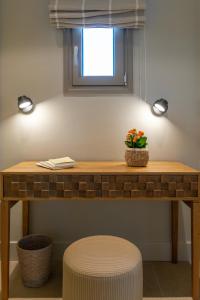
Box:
49 0 145 29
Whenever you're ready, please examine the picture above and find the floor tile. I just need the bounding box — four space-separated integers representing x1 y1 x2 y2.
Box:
0 261 193 299
143 262 163 297
152 262 192 297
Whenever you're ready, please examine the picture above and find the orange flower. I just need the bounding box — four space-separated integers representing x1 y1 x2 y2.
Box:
138 130 144 137
128 128 136 135
133 136 138 143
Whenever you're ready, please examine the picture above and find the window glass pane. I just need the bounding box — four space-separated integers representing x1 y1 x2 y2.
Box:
83 28 114 77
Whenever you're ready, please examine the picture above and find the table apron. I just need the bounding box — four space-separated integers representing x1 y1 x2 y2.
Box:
3 174 199 200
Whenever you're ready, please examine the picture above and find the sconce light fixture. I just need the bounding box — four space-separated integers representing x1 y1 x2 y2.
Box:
152 98 168 116
18 95 34 113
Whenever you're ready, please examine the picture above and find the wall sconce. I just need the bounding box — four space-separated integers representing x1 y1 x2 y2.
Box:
18 95 34 113
152 98 168 116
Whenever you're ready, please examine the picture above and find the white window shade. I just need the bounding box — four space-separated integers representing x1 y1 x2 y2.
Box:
49 0 145 29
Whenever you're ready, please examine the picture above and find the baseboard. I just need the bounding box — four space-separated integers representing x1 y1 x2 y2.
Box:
185 241 192 264
4 240 191 262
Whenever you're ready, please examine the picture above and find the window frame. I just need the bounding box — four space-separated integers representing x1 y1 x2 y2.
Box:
64 28 133 95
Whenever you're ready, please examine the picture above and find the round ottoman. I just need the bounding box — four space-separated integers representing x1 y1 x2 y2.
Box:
63 235 143 300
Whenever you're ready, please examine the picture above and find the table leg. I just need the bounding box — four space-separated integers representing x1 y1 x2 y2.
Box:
191 202 200 300
171 201 179 263
22 201 29 236
1 201 11 300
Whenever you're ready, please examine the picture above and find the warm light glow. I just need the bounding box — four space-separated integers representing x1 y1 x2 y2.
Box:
152 99 168 116
22 104 34 113
18 96 34 113
154 103 165 112
19 100 32 109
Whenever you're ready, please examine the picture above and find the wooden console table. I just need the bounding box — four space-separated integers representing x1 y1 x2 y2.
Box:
1 161 200 300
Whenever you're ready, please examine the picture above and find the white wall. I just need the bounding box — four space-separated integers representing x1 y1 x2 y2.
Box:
0 0 199 261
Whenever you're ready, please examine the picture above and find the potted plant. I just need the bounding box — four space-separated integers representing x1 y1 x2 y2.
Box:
125 128 149 167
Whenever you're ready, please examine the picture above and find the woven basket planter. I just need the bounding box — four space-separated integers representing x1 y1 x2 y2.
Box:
17 234 52 288
125 148 149 167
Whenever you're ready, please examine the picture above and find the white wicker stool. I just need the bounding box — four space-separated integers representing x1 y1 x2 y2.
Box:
63 235 143 300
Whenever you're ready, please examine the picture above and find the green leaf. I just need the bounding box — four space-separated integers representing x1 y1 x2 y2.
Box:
125 141 133 148
135 136 147 148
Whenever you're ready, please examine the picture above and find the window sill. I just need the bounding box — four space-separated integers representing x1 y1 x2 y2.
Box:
64 85 133 97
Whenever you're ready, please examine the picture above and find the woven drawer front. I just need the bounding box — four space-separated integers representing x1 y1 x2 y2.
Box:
3 174 198 199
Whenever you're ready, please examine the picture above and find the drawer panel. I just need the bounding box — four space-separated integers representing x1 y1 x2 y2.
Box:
3 174 199 199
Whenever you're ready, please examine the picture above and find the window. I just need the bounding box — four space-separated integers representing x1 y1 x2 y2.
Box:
64 28 133 94
83 28 114 77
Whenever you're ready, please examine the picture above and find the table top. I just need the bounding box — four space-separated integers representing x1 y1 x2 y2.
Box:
1 161 199 175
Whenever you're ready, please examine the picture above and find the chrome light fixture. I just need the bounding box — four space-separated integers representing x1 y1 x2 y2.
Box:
152 98 168 116
18 95 34 113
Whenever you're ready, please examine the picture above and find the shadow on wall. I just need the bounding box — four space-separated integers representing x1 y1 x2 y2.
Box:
0 0 63 121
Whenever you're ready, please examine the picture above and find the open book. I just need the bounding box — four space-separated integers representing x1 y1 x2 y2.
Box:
36 156 76 170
